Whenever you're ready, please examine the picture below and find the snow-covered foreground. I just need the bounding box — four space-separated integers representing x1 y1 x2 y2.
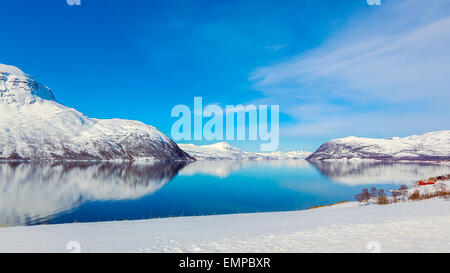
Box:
0 199 448 253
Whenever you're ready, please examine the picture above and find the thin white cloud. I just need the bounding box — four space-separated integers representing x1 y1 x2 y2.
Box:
251 0 450 138
265 44 287 52
282 111 448 138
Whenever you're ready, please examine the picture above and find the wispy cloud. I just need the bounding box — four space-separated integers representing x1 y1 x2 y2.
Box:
251 0 450 138
265 44 287 52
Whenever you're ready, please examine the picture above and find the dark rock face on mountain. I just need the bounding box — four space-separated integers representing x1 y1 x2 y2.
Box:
0 64 193 161
306 131 450 162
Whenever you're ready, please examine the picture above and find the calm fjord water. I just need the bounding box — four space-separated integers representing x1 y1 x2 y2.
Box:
1 160 449 227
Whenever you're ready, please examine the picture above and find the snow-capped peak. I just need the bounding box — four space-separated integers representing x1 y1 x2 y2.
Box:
0 64 27 76
0 63 192 161
307 131 450 161
0 64 55 105
206 142 237 151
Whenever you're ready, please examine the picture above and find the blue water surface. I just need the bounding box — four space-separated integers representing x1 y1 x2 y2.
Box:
1 160 448 226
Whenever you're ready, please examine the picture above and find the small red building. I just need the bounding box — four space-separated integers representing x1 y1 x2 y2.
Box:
418 181 427 186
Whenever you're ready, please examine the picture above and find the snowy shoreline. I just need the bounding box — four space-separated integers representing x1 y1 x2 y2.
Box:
1 198 448 253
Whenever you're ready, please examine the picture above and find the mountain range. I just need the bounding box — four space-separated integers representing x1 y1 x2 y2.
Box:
306 131 450 162
178 142 311 160
1 64 448 162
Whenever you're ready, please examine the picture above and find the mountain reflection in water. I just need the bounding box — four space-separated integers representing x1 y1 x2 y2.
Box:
0 161 186 226
1 160 449 227
309 160 450 185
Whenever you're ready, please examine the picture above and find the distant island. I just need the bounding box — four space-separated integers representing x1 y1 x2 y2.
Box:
177 142 311 160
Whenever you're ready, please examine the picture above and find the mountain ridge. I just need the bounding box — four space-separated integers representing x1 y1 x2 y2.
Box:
306 131 450 162
0 64 192 161
178 142 311 160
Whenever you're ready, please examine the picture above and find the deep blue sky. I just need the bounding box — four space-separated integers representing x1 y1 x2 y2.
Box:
2 0 449 151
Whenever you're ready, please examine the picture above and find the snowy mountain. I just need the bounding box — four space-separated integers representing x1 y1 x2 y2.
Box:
178 142 260 160
255 150 312 160
0 64 192 161
178 142 311 160
306 131 450 162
